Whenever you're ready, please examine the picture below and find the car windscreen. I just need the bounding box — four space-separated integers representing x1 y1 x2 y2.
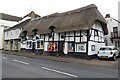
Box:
99 48 112 50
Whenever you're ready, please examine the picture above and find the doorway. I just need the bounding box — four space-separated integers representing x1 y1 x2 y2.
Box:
58 41 64 53
32 42 36 53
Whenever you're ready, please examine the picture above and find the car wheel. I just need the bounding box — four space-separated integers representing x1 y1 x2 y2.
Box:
112 54 116 61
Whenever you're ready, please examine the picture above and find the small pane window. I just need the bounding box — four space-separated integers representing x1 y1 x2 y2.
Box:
94 30 98 36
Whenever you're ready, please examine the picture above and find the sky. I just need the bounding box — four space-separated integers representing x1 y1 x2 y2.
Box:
0 0 119 19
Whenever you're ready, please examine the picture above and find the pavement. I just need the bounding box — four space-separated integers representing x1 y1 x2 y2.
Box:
1 50 119 69
2 53 118 78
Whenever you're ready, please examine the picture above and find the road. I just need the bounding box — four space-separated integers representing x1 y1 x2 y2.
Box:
2 53 118 78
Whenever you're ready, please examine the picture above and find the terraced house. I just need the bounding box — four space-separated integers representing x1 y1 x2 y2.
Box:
20 4 108 57
0 13 21 50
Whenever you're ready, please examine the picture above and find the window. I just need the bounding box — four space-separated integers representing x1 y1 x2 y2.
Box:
48 42 58 51
119 41 120 47
61 34 65 39
26 40 33 49
36 40 44 49
75 31 80 36
113 27 118 37
94 30 98 36
76 43 86 53
65 32 74 41
91 45 95 51
6 32 8 36
81 30 87 42
115 41 117 47
68 43 74 52
60 33 65 40
100 48 112 50
113 47 117 50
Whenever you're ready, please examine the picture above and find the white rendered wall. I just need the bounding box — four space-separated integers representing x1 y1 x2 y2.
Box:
4 28 21 40
105 18 118 46
0 26 4 49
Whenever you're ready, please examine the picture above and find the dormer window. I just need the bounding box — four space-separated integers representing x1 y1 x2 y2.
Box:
49 26 56 39
32 29 38 35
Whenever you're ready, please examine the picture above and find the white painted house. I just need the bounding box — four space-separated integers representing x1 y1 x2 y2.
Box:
105 14 120 50
0 13 20 49
20 4 108 58
4 19 30 51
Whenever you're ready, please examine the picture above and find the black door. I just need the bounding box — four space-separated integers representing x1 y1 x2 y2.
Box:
32 42 36 53
58 41 64 53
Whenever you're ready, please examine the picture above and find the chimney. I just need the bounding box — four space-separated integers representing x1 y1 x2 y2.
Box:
30 11 36 19
105 14 110 18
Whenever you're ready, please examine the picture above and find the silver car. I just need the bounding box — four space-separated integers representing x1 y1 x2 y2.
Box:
97 46 120 61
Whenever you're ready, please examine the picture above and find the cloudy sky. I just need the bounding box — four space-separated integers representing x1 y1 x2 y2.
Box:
0 0 119 19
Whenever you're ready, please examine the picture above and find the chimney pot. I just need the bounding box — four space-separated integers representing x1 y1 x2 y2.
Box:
105 14 110 18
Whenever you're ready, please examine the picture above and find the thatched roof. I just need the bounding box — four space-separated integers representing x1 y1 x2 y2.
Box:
20 4 108 37
53 4 107 34
4 19 30 32
0 13 22 21
20 13 59 36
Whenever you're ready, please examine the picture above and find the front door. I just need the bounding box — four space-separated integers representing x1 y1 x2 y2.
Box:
32 42 36 53
58 41 64 53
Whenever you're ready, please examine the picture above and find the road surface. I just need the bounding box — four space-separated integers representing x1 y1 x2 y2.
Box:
2 53 118 78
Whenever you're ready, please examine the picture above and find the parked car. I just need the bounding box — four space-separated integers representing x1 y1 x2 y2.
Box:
97 46 120 61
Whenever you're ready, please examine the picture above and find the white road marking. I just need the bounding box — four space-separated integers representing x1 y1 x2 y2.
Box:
41 66 78 78
12 59 30 65
2 57 7 60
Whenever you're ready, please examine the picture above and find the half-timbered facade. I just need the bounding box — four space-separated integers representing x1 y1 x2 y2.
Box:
20 4 108 57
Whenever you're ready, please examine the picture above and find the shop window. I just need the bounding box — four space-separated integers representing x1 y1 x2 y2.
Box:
68 43 74 52
26 40 32 49
76 43 86 53
36 40 44 49
40 41 44 49
48 42 58 52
